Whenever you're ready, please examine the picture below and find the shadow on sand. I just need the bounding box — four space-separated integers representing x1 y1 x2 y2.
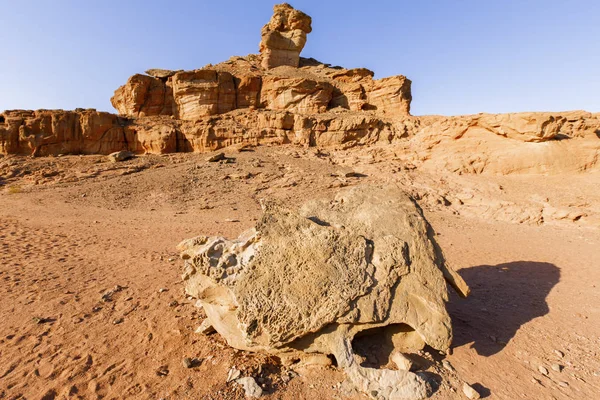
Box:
448 261 560 357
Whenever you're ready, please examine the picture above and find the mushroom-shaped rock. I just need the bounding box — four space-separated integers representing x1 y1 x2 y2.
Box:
178 185 468 400
259 3 312 69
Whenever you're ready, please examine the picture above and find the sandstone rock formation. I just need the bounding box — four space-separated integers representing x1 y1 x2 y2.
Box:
178 185 469 400
1 2 599 178
259 3 312 69
108 4 412 121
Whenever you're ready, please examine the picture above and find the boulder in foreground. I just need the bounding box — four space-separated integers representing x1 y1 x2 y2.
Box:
178 185 469 400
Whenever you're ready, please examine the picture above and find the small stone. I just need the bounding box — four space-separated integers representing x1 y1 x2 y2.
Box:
169 300 179 307
195 319 216 335
182 357 193 368
236 377 263 398
344 172 366 178
554 350 565 358
158 288 168 293
227 367 241 383
108 150 134 162
551 364 562 372
390 351 413 371
538 365 549 375
442 359 455 372
462 383 481 399
558 381 569 388
113 318 123 325
206 152 226 162
156 366 169 376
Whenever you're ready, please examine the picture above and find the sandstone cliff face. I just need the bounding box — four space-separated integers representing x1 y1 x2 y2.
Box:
259 3 312 69
110 59 413 121
368 75 412 115
171 70 237 119
260 75 333 113
0 109 134 156
2 107 599 177
109 3 412 121
110 74 175 118
2 2 599 178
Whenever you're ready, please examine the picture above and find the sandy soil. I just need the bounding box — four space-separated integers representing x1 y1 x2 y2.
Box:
0 146 598 399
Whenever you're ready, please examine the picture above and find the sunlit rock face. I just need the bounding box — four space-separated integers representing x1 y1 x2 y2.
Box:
259 3 312 69
178 185 470 400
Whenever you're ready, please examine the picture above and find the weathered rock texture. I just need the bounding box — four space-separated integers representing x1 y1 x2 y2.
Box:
259 3 312 69
178 185 469 400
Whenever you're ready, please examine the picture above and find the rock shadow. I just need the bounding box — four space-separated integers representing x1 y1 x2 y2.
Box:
448 261 560 357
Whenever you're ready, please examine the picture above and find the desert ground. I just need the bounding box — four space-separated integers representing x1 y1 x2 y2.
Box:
1 145 598 399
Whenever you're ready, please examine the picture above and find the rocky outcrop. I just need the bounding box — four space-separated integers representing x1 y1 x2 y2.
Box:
178 185 469 400
403 111 600 174
260 76 333 113
0 109 134 156
111 60 413 120
259 3 312 69
111 74 176 118
171 70 237 120
0 109 189 156
367 75 412 115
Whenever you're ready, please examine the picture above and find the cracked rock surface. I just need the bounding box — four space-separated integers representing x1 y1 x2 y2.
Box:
179 185 468 399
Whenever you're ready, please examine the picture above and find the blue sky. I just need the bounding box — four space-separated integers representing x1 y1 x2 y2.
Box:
1 0 599 116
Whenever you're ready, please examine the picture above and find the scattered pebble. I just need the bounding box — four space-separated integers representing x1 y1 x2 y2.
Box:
554 350 565 358
206 152 225 162
558 381 569 388
32 317 53 324
156 366 169 376
158 288 168 293
442 359 455 372
182 357 193 368
236 376 263 398
390 351 413 371
227 367 241 383
195 319 216 335
551 364 562 372
108 150 135 162
538 366 549 376
112 318 123 325
462 383 481 399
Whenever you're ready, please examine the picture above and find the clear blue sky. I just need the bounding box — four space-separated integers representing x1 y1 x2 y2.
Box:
1 0 599 116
